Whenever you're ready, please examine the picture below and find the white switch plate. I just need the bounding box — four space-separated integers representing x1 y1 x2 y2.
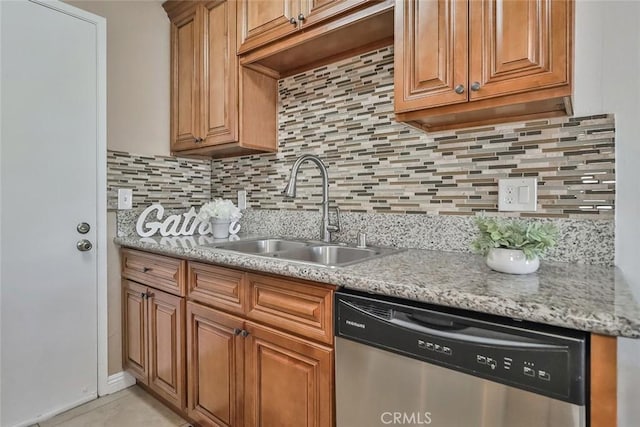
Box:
237 190 247 210
117 188 133 210
498 178 537 212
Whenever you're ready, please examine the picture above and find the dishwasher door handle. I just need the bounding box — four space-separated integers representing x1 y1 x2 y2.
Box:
391 312 566 350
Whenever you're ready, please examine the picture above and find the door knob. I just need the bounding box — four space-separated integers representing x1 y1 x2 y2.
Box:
76 239 93 252
77 222 90 234
454 84 465 94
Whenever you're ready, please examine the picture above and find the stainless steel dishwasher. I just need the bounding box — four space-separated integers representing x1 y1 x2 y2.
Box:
335 289 587 427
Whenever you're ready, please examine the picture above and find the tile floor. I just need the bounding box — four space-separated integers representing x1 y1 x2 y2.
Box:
31 386 190 427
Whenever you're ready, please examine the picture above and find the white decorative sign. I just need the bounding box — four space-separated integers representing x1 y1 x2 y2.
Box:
136 204 211 237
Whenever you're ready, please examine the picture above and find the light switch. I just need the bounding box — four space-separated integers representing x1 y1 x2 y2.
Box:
237 190 247 210
117 188 133 210
498 178 537 212
518 186 530 203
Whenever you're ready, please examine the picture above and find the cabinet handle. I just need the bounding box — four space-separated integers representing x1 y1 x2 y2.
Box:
289 17 297 25
140 292 146 299
146 292 154 299
233 328 242 336
470 81 481 91
142 267 151 273
298 13 305 21
454 84 465 94
240 329 249 337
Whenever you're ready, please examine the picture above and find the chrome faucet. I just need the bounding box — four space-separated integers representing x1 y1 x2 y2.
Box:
283 154 340 242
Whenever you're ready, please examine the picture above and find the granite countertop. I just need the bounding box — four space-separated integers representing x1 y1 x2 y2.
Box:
115 234 640 338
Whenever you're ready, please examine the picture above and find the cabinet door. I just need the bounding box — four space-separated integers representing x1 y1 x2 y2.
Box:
148 289 185 410
301 0 370 27
202 0 239 146
187 302 244 427
170 5 202 151
394 0 468 112
122 280 148 384
469 0 571 100
237 0 300 54
244 322 334 427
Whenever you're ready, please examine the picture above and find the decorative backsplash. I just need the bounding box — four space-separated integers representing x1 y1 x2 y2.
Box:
107 150 211 210
210 46 615 219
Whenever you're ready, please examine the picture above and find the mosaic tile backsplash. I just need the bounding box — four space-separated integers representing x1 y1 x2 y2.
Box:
107 150 211 210
210 46 615 219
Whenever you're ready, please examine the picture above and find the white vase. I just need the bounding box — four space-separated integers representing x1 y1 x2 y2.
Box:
486 248 540 275
211 219 230 239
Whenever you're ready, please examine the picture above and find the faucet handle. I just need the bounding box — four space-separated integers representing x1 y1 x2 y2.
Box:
327 206 341 233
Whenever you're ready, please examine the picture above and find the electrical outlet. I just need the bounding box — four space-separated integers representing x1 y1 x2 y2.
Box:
117 188 133 210
498 178 537 212
237 190 247 209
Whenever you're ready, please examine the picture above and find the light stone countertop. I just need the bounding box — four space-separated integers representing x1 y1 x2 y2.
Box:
115 234 640 338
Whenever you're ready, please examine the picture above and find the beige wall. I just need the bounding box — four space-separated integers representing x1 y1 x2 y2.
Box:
66 0 171 375
67 0 170 156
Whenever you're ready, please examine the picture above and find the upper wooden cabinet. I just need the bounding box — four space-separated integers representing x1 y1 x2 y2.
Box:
238 0 371 54
164 0 277 158
394 0 574 132
239 0 394 78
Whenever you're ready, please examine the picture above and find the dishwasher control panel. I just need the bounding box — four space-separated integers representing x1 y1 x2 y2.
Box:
335 290 587 406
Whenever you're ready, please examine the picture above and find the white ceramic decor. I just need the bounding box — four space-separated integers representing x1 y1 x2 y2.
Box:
486 248 540 275
211 219 231 239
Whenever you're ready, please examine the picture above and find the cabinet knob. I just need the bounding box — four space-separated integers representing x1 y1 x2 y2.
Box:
233 328 241 335
240 329 249 337
140 292 146 299
470 81 481 91
454 84 465 94
298 13 305 21
289 17 297 25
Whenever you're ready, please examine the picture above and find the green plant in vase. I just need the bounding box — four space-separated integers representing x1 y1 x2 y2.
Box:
471 216 558 274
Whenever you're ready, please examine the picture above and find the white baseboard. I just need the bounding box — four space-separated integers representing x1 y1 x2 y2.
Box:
13 394 97 427
100 371 136 396
13 372 134 426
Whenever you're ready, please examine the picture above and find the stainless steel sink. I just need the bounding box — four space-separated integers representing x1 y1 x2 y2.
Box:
204 238 402 268
274 245 378 267
204 238 310 254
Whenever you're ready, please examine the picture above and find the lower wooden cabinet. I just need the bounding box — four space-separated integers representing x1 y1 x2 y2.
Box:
186 301 334 427
244 322 334 427
123 250 336 426
187 301 245 427
123 279 186 410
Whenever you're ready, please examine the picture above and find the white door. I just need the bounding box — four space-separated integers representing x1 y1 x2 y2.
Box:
0 1 105 426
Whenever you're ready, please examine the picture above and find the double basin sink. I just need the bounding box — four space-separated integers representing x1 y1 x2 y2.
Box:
203 238 403 268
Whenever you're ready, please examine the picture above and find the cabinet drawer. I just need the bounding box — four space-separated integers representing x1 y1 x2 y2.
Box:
121 249 186 296
188 262 246 315
246 274 334 344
